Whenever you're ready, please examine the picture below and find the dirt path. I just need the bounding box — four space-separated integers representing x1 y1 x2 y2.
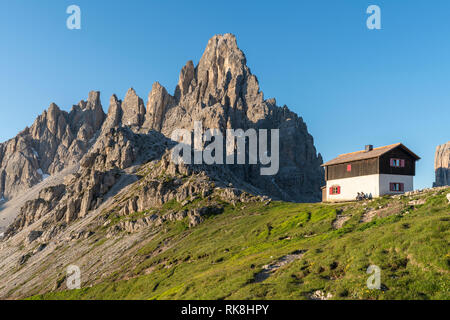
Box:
254 250 306 282
332 215 350 229
360 209 377 223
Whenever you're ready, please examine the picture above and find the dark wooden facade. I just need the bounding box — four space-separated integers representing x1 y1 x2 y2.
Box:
325 146 417 181
325 158 378 181
379 148 416 176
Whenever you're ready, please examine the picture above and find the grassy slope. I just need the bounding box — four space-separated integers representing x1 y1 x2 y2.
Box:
31 188 449 300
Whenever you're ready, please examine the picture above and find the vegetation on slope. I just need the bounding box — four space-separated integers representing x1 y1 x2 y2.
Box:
31 187 449 300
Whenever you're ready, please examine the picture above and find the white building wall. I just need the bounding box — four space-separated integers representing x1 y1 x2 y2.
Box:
326 174 380 202
379 174 413 195
326 174 414 202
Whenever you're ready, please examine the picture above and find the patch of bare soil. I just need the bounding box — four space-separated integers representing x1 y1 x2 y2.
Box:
360 202 403 223
332 215 350 229
360 209 377 223
254 250 306 283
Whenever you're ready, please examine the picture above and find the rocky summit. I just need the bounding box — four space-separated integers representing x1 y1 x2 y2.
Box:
434 141 450 187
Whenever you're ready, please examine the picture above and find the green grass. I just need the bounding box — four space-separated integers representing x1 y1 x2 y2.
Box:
30 188 450 300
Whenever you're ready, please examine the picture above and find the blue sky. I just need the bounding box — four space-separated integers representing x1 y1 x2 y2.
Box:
0 0 449 189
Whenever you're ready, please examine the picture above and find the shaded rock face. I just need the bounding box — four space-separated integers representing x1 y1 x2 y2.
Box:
434 142 450 187
0 33 323 204
5 128 171 238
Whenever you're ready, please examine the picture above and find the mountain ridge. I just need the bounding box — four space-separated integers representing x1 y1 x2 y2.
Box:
0 33 323 206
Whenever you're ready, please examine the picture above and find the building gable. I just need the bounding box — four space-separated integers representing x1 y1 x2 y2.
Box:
379 147 417 176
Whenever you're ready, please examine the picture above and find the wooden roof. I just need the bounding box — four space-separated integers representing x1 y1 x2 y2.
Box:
322 143 420 167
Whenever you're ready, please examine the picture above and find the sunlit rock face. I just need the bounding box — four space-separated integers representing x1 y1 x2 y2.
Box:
434 142 450 187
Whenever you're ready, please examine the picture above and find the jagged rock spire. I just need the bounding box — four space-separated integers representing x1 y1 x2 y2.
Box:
121 88 146 127
101 94 122 133
175 60 195 101
145 82 175 132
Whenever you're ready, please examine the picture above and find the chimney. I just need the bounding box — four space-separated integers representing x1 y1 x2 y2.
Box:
365 145 373 152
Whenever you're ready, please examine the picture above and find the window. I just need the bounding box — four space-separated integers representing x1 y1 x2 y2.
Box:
347 164 352 172
329 185 341 195
390 183 404 192
390 158 405 168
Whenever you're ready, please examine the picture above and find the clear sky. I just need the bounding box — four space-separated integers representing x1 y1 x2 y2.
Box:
0 0 449 189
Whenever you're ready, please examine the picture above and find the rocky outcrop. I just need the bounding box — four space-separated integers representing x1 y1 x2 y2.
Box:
434 142 450 187
4 127 170 239
101 95 122 134
4 184 66 238
143 82 175 132
121 88 146 128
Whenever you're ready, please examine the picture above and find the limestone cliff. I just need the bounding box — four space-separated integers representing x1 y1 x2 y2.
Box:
434 141 450 187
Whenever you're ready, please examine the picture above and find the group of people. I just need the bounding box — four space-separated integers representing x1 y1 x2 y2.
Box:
356 192 372 201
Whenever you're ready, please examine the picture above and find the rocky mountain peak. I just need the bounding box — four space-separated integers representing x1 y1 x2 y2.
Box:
175 60 195 100
86 91 101 109
145 82 175 132
193 33 261 110
47 103 61 116
199 33 247 76
0 33 324 207
101 94 122 133
121 88 146 127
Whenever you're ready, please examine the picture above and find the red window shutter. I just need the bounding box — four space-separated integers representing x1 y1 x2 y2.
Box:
400 183 404 191
329 187 333 195
390 183 394 191
347 164 351 172
337 186 341 194
390 159 394 167
401 159 405 167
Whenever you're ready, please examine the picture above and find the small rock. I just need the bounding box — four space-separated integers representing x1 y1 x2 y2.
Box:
33 243 47 254
18 253 31 266
188 211 203 227
310 290 333 300
27 230 43 244
408 199 426 206
181 199 191 207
